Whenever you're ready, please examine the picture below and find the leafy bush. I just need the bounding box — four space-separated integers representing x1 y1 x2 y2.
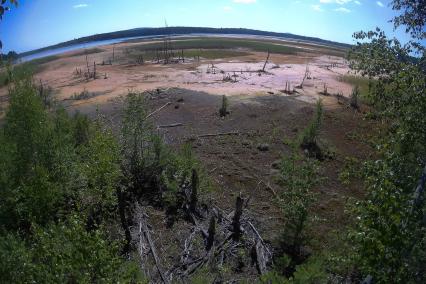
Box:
277 147 321 256
348 2 426 282
350 85 360 109
0 76 142 281
0 216 141 283
120 92 210 210
260 257 327 284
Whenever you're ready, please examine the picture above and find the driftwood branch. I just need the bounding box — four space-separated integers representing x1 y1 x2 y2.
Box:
145 102 171 119
198 131 240 138
137 206 169 284
158 123 183 128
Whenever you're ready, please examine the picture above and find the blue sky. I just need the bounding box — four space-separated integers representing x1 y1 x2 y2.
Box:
0 0 410 53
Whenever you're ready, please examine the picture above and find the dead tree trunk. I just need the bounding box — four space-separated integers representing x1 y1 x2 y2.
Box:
190 169 198 213
232 195 244 241
117 187 131 253
206 216 216 251
93 61 96 79
85 54 90 79
262 50 270 72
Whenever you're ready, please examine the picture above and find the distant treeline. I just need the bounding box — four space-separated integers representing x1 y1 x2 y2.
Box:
19 27 351 57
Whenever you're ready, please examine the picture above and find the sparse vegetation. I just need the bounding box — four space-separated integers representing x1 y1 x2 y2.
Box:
340 74 373 103
299 99 324 159
131 38 300 55
67 48 104 57
70 88 97 100
0 56 58 87
350 85 360 109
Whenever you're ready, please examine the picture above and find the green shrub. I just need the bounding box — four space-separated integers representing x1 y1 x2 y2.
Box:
0 69 143 281
299 99 323 149
277 147 321 255
260 258 327 284
350 85 360 109
0 216 142 283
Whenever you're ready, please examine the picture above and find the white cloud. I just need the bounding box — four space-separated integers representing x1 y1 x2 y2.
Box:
354 0 361 5
223 6 233 11
376 1 384 7
320 0 352 4
311 4 324 12
73 4 88 9
233 0 256 3
335 7 351 12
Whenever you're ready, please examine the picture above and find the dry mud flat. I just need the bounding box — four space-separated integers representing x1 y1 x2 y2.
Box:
4 41 355 109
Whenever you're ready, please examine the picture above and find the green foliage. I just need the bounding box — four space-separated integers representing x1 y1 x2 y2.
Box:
120 92 210 209
299 99 323 150
277 148 321 253
1 79 65 227
338 156 362 185
348 2 426 282
0 76 142 281
0 0 18 49
260 258 327 284
0 56 59 87
340 75 374 103
391 0 426 40
350 85 360 109
0 216 141 283
77 118 120 223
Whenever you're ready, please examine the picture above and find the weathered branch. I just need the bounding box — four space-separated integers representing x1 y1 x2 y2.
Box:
145 102 171 119
197 131 240 138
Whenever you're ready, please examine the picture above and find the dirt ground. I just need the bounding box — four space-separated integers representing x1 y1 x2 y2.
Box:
0 39 374 280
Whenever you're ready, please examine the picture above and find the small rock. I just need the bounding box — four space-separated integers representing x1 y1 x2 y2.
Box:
174 105 179 109
241 140 251 146
257 143 270 152
177 98 184 103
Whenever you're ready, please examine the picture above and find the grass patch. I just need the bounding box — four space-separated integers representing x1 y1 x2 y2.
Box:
67 48 104 57
70 89 98 100
130 38 300 55
183 49 250 59
340 75 372 98
130 48 250 61
0 56 59 87
125 36 348 57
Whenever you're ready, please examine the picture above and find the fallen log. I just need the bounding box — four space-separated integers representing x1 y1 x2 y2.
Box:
158 123 183 128
198 131 240 138
145 102 171 119
137 206 169 284
252 240 267 275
